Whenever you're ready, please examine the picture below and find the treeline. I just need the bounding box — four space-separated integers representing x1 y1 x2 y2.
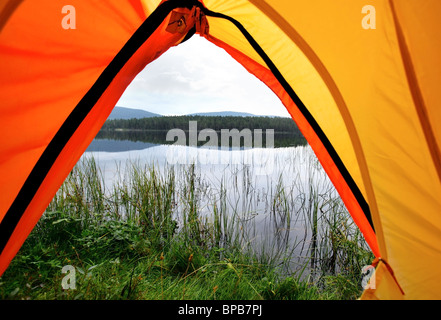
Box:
102 115 303 134
99 115 307 148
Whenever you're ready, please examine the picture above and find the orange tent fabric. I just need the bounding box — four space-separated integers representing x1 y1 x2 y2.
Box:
1 0 440 299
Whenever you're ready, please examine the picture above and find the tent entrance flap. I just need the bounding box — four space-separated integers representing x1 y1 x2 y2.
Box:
0 0 378 277
0 0 203 276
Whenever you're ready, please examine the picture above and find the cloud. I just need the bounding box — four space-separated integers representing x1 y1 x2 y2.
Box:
117 36 289 117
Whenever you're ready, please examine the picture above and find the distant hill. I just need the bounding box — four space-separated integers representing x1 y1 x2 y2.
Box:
187 111 280 117
108 106 161 120
108 107 286 120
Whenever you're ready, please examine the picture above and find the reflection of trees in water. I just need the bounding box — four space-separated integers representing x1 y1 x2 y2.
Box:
96 129 306 148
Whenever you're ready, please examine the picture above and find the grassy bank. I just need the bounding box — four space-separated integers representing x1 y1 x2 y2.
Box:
0 155 373 300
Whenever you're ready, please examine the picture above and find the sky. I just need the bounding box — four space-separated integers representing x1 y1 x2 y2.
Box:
116 35 290 117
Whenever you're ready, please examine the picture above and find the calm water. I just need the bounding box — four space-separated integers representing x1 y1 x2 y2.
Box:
84 138 343 274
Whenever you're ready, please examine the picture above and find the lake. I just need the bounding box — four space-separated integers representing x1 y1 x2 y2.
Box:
83 136 352 275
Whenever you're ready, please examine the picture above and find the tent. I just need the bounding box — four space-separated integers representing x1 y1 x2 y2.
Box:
0 0 440 300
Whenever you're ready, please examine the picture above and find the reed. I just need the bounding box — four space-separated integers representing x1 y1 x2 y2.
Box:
1 149 373 300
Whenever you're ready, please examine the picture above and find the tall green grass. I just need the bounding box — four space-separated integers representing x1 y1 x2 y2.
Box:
0 152 373 300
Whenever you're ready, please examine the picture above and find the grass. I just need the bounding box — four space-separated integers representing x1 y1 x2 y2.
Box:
0 150 374 300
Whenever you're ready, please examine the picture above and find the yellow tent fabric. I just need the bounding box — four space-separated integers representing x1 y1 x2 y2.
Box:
0 0 440 299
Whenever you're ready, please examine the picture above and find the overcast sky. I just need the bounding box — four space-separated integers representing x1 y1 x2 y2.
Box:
116 36 290 117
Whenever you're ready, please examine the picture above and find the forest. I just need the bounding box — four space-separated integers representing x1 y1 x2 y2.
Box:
99 115 307 148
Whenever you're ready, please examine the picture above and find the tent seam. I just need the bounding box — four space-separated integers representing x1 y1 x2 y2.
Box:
388 0 441 187
245 0 385 255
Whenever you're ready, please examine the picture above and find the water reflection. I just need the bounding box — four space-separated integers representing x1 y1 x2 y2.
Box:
83 138 352 276
93 129 305 149
87 139 157 152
